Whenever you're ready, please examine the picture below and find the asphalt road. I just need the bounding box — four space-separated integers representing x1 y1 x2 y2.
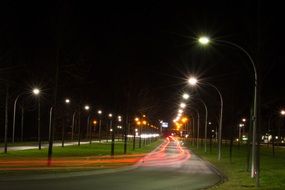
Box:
0 137 222 190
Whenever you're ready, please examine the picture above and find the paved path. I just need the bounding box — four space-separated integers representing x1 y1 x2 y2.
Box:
0 137 222 190
0 140 113 152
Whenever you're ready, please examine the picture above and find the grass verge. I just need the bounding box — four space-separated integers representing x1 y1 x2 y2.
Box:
185 140 285 190
0 139 163 175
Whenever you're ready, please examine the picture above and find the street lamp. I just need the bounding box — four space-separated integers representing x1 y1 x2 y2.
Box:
83 105 91 144
65 98 70 104
97 110 102 142
62 98 70 147
133 118 139 150
33 88 40 95
198 36 259 183
78 105 90 146
84 105 90 111
188 76 223 160
239 123 245 141
182 93 190 100
137 121 142 148
12 88 41 145
34 88 41 150
278 110 285 147
198 36 210 45
109 113 115 156
188 77 198 86
180 102 186 108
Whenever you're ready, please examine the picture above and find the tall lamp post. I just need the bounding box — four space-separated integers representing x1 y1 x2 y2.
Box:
198 36 260 186
279 110 285 146
188 77 223 159
109 113 115 156
12 88 40 144
32 88 41 150
134 117 139 150
97 110 102 142
62 98 70 147
138 120 142 148
198 36 259 182
12 93 24 144
84 105 90 143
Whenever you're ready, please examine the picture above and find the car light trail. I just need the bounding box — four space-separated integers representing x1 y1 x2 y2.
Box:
136 137 191 168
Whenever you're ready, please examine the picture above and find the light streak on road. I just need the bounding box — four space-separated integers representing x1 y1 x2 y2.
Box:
135 136 191 168
0 154 146 171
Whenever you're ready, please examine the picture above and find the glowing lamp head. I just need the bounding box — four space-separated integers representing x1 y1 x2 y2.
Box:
242 118 246 122
33 88 40 95
84 105 90 110
108 113 113 118
188 77 198 86
98 110 102 115
281 110 285 116
182 93 190 100
180 103 186 108
198 36 210 45
65 98 70 104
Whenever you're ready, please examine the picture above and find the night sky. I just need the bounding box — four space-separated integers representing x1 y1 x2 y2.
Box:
0 1 285 139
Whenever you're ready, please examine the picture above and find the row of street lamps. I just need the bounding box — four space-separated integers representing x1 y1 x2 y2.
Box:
198 36 259 182
172 35 260 185
9 92 160 164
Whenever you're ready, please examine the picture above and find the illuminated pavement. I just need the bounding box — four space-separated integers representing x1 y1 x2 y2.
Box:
0 137 223 190
0 140 112 152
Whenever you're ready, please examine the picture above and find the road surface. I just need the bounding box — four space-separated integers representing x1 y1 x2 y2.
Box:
0 137 223 190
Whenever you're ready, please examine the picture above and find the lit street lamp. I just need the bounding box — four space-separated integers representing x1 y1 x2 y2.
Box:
12 88 40 145
62 98 70 147
35 89 41 150
239 123 245 141
77 105 89 146
84 105 91 143
198 36 259 183
12 93 24 144
188 76 223 160
109 113 115 156
137 121 142 148
182 93 190 100
278 110 285 146
97 110 102 142
180 102 186 109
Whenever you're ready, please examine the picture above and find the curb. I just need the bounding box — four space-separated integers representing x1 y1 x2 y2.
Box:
189 149 228 189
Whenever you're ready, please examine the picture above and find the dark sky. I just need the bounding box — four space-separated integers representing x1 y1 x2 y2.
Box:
1 1 285 137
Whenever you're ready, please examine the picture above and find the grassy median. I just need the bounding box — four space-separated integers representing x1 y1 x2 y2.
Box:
186 140 285 190
0 139 163 174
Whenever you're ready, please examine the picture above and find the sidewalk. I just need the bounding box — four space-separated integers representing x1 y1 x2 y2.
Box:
0 139 113 152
